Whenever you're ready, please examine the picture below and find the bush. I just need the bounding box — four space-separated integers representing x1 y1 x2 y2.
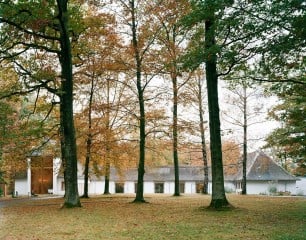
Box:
224 186 234 193
0 188 3 197
278 191 291 196
268 185 278 195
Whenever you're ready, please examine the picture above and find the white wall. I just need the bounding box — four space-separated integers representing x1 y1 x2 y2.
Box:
164 182 173 194
185 182 195 194
88 180 105 195
247 181 272 194
54 177 65 195
14 179 28 196
295 177 306 195
277 181 296 194
144 182 155 194
224 182 236 193
247 181 296 195
124 181 135 194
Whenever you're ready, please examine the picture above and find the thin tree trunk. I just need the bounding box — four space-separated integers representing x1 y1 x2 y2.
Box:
172 75 180 196
205 17 229 209
57 0 81 208
82 76 95 198
104 79 111 195
130 0 146 203
242 85 247 195
82 138 91 198
197 77 209 194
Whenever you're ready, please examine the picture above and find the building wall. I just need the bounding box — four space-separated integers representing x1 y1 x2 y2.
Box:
277 181 296 194
224 182 236 193
296 177 306 195
185 182 196 194
124 181 135 194
164 182 173 194
143 182 155 194
88 180 105 195
14 179 28 196
53 179 215 195
247 180 296 195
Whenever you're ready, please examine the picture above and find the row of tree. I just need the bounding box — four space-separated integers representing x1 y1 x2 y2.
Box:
0 0 305 209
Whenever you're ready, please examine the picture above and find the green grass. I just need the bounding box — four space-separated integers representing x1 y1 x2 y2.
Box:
0 194 305 240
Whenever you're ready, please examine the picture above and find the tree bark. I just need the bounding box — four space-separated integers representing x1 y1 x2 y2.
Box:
82 76 95 198
205 17 229 209
172 74 180 196
197 77 209 194
57 0 81 208
130 0 146 203
82 137 91 198
104 79 111 195
242 85 247 195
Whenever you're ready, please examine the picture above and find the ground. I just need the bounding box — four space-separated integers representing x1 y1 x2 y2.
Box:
0 194 305 240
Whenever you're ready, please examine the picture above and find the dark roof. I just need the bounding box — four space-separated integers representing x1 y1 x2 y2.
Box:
25 151 298 183
93 166 207 182
236 151 297 181
93 165 238 182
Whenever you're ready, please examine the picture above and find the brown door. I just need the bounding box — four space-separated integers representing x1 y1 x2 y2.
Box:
31 156 53 194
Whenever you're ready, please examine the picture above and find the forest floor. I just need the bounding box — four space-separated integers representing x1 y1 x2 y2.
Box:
0 194 305 240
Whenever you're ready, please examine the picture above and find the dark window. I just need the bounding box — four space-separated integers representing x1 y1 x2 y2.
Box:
180 182 185 193
61 181 65 191
196 183 204 193
155 183 164 193
115 182 124 193
134 182 138 193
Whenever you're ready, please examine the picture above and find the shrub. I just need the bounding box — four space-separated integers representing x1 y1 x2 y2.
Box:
224 186 234 193
268 185 278 195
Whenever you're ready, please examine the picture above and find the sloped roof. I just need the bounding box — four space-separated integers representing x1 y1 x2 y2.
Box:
236 151 297 181
97 166 207 182
93 165 240 182
39 151 298 183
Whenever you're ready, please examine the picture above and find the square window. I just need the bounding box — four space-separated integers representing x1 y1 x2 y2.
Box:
155 183 164 193
134 182 138 193
115 182 124 193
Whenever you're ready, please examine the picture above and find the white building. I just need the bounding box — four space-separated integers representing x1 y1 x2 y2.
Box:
15 151 298 196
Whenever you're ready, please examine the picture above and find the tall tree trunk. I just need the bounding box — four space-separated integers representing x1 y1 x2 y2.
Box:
82 76 94 198
172 75 180 196
104 79 111 195
197 77 209 194
242 85 247 195
57 0 81 208
205 17 229 209
130 0 146 203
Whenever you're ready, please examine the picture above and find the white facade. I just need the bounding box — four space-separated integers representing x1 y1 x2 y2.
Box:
17 172 298 196
14 179 28 196
296 177 306 195
52 177 213 196
246 180 297 195
15 153 298 196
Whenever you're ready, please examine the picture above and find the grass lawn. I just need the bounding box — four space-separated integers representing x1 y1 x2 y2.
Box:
0 194 305 240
